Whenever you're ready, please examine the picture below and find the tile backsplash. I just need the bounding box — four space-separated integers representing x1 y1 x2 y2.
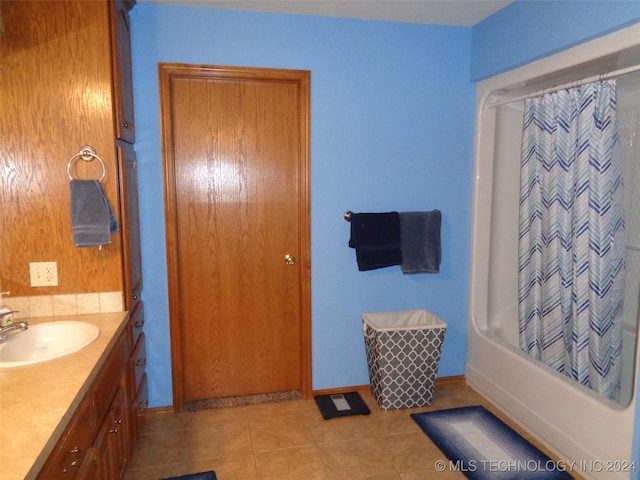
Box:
7 292 123 319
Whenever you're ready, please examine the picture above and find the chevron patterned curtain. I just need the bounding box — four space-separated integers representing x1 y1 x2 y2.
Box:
518 81 625 401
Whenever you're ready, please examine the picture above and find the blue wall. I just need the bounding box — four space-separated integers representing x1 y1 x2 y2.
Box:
131 0 640 470
130 4 474 408
471 0 640 81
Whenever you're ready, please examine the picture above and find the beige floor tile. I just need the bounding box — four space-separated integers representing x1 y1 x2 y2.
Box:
246 398 318 420
141 410 192 434
123 462 188 480
189 405 249 430
255 445 329 479
188 455 259 480
401 468 467 479
128 428 191 469
187 422 254 460
367 408 423 437
318 437 397 479
377 432 446 472
250 414 315 451
125 381 575 480
307 413 375 444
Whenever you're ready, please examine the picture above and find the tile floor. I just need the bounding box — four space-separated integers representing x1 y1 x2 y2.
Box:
124 381 580 480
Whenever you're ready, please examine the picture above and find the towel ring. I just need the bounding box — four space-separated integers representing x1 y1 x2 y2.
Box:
67 146 106 182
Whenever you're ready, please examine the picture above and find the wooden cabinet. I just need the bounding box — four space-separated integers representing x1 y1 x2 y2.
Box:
37 396 95 480
1 0 144 298
111 0 136 144
127 302 149 444
76 448 103 480
36 322 137 480
96 386 129 479
118 144 143 310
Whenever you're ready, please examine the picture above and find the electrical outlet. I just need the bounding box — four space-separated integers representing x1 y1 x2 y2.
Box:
29 262 59 287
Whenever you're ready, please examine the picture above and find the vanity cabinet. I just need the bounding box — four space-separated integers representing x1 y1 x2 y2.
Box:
36 321 136 480
36 395 95 480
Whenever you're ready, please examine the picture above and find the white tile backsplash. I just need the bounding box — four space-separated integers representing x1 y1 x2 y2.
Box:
6 292 124 319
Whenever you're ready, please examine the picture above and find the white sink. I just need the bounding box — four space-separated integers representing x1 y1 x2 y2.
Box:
0 321 100 368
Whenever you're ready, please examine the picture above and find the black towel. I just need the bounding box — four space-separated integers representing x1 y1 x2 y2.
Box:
70 180 119 247
399 210 441 274
349 212 402 271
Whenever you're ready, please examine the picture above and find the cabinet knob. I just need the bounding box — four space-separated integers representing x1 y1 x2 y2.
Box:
121 122 129 128
62 460 78 473
132 294 138 301
136 358 147 367
62 446 80 473
134 319 145 328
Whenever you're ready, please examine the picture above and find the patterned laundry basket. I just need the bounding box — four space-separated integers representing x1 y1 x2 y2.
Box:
363 309 446 411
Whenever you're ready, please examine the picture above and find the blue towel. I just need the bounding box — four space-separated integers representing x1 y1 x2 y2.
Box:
348 212 402 271
70 180 118 247
399 210 441 274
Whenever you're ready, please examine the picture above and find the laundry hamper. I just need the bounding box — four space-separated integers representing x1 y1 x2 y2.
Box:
363 309 446 410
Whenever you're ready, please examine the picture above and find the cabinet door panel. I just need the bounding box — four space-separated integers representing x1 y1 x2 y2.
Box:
131 332 147 391
93 332 129 419
110 0 135 143
76 448 103 480
117 144 143 310
37 396 95 480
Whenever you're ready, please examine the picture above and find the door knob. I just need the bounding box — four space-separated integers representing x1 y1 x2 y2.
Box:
284 254 296 265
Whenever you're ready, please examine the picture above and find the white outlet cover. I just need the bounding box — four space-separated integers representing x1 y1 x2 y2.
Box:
29 262 58 287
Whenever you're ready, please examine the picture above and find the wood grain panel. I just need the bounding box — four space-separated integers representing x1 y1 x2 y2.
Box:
0 1 123 295
160 64 311 405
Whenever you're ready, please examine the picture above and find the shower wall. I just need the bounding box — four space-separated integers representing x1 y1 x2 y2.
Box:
485 77 640 406
467 32 640 476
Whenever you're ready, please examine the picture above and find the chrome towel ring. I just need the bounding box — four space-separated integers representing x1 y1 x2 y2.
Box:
67 146 106 182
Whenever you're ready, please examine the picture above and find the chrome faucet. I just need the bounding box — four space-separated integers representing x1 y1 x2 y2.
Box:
0 312 27 343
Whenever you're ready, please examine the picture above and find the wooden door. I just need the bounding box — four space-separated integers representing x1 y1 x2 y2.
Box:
160 64 311 409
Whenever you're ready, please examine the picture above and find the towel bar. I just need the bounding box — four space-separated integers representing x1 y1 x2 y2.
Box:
67 146 106 182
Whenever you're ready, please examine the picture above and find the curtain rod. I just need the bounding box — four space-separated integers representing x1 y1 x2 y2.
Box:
485 63 640 109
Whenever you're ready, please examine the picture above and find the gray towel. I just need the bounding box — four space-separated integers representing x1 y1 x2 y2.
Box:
399 210 441 274
70 180 118 247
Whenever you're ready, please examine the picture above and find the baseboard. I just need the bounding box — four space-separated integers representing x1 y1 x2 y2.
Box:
311 375 466 397
145 405 175 415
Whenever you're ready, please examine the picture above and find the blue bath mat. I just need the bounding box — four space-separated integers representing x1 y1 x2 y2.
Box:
161 472 216 480
411 406 573 480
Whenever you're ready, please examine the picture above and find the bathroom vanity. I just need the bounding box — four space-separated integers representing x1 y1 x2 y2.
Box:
0 309 147 480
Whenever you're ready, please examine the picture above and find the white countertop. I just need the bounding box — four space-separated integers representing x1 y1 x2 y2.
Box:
0 312 128 480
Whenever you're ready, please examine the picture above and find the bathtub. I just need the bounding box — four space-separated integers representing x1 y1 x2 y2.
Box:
466 24 640 480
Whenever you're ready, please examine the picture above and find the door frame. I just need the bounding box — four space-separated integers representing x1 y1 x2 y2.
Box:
158 63 312 411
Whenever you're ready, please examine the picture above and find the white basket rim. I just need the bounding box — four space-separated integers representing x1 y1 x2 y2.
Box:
362 309 447 331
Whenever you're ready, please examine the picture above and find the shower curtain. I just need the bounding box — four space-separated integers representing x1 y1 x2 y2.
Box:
518 80 625 401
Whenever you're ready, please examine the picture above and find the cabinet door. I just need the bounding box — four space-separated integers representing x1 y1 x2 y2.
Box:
117 144 143 309
128 300 145 350
96 386 130 480
76 448 103 480
132 373 149 442
131 332 147 392
37 396 95 480
110 0 135 143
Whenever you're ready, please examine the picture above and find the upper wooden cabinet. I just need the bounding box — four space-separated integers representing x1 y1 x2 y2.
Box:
111 0 136 144
1 0 140 297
